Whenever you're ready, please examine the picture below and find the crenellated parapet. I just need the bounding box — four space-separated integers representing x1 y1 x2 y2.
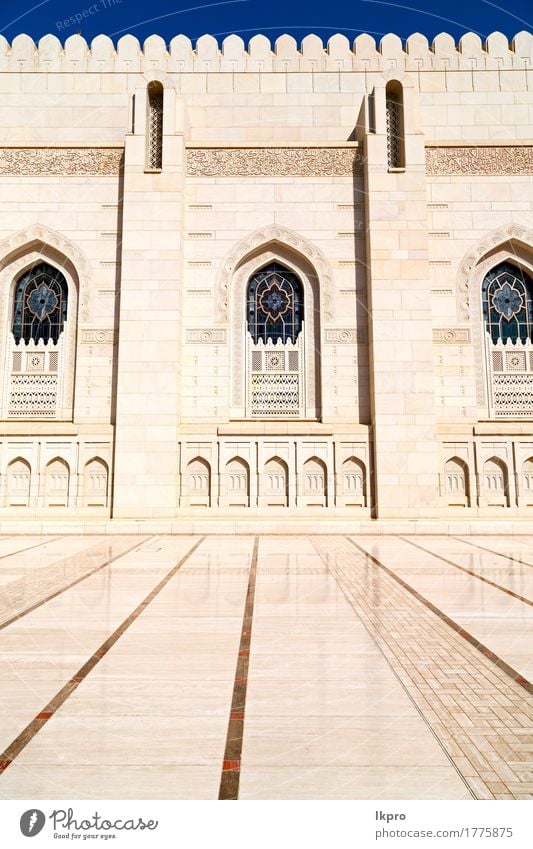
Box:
0 31 531 73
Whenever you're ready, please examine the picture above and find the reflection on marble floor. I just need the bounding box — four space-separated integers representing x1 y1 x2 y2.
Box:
0 534 531 800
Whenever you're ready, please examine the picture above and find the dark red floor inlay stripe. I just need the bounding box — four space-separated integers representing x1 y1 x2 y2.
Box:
451 535 533 570
402 536 532 606
0 537 205 776
0 536 62 562
218 536 259 801
347 538 533 697
0 537 152 632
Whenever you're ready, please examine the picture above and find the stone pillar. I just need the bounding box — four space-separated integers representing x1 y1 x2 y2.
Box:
112 84 185 517
361 79 440 518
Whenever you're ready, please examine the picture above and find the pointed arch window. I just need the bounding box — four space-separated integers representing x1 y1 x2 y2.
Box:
481 261 533 418
3 260 75 420
12 263 68 345
247 263 303 344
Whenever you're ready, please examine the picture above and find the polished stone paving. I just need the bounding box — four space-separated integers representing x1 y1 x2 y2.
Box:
0 534 531 800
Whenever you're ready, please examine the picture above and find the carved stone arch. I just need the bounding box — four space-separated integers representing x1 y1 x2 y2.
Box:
216 224 334 324
458 225 533 411
225 225 329 420
0 225 89 420
0 223 92 321
457 224 533 321
142 69 168 84
377 69 416 87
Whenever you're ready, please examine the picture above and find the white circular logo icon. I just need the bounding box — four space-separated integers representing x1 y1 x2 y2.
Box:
20 810 46 837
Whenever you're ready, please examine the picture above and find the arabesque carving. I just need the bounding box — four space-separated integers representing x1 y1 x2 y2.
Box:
426 146 533 176
187 147 362 177
0 148 123 176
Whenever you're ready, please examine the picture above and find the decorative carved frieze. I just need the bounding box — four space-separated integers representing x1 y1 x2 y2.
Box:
433 329 471 344
325 329 357 344
81 330 115 344
187 147 362 177
426 146 533 176
186 329 227 344
0 148 123 176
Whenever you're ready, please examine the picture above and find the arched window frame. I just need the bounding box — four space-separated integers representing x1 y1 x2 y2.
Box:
146 81 164 171
466 241 533 419
229 243 322 421
0 249 79 420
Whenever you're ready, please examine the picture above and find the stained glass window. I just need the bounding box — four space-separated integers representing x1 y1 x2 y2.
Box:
12 263 68 345
482 262 533 344
247 263 303 344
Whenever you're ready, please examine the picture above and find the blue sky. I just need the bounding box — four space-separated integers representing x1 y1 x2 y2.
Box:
0 0 530 44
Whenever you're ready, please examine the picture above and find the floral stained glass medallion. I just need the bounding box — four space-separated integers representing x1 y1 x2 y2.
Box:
12 263 68 345
247 263 303 344
482 263 533 344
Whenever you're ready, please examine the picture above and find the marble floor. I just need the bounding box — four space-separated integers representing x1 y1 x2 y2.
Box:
0 533 531 800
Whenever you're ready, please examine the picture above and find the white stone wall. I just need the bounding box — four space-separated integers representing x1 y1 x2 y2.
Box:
0 31 530 517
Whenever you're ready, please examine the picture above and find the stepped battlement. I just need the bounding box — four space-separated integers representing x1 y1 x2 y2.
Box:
0 31 531 73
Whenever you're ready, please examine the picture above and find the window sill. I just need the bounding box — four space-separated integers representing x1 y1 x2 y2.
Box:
219 422 333 436
144 168 162 174
388 166 405 173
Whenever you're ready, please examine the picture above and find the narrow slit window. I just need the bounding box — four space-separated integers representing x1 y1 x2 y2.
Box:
385 82 404 168
147 82 163 170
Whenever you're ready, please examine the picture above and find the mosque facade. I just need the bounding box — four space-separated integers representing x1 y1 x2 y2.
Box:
0 30 532 519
